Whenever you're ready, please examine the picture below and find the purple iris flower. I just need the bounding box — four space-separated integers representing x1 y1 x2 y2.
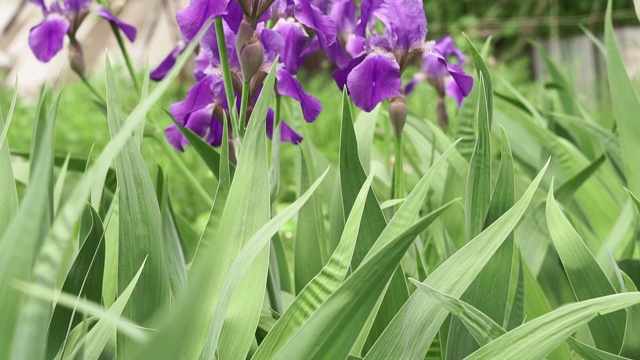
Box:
405 35 474 107
28 0 136 63
163 17 323 151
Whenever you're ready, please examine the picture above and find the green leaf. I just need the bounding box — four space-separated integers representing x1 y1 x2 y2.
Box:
155 167 187 299
294 149 326 292
546 181 625 353
0 91 57 359
464 33 493 128
135 63 277 360
620 272 640 358
253 172 375 359
365 160 549 359
271 203 455 359
447 126 515 358
605 0 640 195
59 259 148 360
567 337 631 360
46 206 105 359
104 56 170 358
0 108 18 237
465 293 640 360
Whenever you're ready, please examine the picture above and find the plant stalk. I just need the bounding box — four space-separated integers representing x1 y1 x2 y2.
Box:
392 134 405 212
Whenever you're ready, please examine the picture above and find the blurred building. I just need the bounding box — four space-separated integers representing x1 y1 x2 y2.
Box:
0 0 187 96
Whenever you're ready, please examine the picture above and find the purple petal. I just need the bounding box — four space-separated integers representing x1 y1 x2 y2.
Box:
298 36 320 69
434 36 466 65
346 53 401 112
445 77 465 107
357 0 427 52
63 0 92 13
150 43 186 81
184 107 213 138
273 19 309 74
345 36 365 58
325 41 349 69
28 17 70 62
201 19 239 69
333 54 365 91
94 7 137 42
276 69 322 122
404 74 425 95
293 0 336 49
447 63 473 99
165 125 186 152
422 48 448 78
169 75 215 123
176 0 229 41
223 0 244 33
208 117 224 147
30 0 47 12
266 109 304 144
194 51 210 81
330 0 357 34
260 28 285 67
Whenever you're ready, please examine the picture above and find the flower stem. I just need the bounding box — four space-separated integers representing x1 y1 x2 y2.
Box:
80 76 106 104
238 81 251 138
154 136 213 205
108 22 140 92
214 18 238 138
392 134 405 210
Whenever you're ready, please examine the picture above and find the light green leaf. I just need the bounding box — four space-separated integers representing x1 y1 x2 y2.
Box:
0 108 18 237
620 272 640 358
567 337 631 360
605 0 640 195
465 293 640 360
365 160 549 359
546 181 625 352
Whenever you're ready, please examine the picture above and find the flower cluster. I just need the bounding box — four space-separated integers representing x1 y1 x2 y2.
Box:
149 0 475 149
28 0 136 77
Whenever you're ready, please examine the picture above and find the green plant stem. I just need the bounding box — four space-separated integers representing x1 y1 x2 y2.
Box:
154 136 213 205
266 242 283 316
108 22 140 92
392 134 405 211
80 76 106 105
214 18 239 139
239 81 251 138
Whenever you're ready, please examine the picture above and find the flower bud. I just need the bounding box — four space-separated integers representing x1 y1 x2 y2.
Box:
68 39 85 78
389 95 407 136
236 20 264 81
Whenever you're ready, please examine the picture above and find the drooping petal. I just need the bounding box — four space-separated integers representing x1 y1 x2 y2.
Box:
333 54 365 91
273 19 309 74
293 0 336 49
28 17 70 62
421 48 448 78
266 109 303 144
447 63 473 99
176 0 229 41
63 0 92 13
345 35 365 58
223 0 244 33
169 75 216 123
165 124 186 152
346 53 401 112
184 107 213 138
404 73 425 95
434 35 465 65
445 77 465 107
150 43 186 81
207 116 224 146
325 41 349 69
194 51 211 81
94 7 137 42
276 69 322 122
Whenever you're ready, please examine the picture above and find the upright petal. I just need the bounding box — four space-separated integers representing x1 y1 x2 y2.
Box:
260 28 285 67
169 75 215 123
176 0 229 41
325 41 349 68
293 0 336 49
346 53 401 112
276 69 322 122
434 36 465 65
330 0 357 34
273 19 309 74
63 0 92 13
28 17 70 62
150 43 186 81
266 109 304 144
357 0 426 52
201 19 239 69
94 7 137 42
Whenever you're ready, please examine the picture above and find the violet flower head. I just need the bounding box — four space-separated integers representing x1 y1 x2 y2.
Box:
334 0 427 112
28 0 136 64
406 35 474 107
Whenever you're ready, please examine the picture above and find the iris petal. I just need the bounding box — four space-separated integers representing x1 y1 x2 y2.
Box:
346 53 401 112
276 69 322 122
266 109 304 144
176 0 229 41
28 17 70 62
94 7 137 42
169 75 216 123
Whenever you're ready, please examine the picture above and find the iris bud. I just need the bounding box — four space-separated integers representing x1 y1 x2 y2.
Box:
68 39 85 78
389 95 407 136
236 20 263 81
